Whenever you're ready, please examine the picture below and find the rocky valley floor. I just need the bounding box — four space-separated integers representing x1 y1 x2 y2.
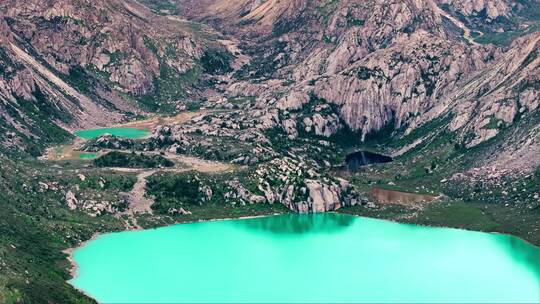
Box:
0 0 539 303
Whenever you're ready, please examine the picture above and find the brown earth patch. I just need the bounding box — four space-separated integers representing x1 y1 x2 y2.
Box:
370 187 439 207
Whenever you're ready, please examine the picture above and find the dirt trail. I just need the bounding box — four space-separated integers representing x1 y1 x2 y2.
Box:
125 170 157 215
112 153 234 229
110 151 235 173
116 170 156 230
170 154 235 172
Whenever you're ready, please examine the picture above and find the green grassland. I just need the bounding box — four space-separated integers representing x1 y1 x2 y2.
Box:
93 151 174 169
0 156 290 303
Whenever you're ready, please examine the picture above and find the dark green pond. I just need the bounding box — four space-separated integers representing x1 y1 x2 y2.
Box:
345 151 393 172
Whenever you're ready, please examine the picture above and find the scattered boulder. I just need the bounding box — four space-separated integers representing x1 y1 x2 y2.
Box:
65 191 78 210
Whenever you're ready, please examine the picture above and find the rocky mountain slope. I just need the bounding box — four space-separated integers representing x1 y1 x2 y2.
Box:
408 32 539 170
0 1 539 302
0 0 233 155
0 0 537 215
440 0 540 43
176 0 539 175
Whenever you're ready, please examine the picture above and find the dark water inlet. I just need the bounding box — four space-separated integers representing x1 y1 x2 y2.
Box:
345 150 392 172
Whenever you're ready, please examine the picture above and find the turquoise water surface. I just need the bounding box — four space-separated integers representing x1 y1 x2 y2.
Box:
78 153 98 159
75 128 150 140
69 214 540 303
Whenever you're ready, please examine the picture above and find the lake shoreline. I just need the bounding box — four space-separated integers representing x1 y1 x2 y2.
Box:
65 208 540 292
340 205 540 248
64 212 285 285
64 211 540 304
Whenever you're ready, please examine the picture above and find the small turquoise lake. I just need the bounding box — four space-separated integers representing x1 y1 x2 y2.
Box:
69 214 540 303
75 128 150 140
78 153 98 159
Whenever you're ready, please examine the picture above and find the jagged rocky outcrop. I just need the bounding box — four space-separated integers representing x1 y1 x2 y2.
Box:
2 0 204 95
438 0 511 19
0 0 230 154
2 0 539 209
407 32 540 174
253 156 361 212
181 0 500 138
313 31 497 139
178 0 539 176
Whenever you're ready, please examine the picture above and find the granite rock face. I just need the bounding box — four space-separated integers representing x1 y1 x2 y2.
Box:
1 0 539 211
182 0 497 138
0 0 224 152
313 31 496 139
177 0 539 177
409 32 540 173
0 15 11 44
437 0 511 19
1 0 203 95
65 190 78 210
253 156 361 213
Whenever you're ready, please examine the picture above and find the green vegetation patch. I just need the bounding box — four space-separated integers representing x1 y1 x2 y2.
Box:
0 155 124 303
138 0 180 15
414 201 499 231
147 170 281 216
0 88 73 156
200 49 234 74
93 151 174 168
475 23 540 46
137 36 207 112
147 172 203 212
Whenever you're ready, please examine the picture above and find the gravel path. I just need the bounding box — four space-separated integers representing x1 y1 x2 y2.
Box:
114 153 235 229
125 170 157 215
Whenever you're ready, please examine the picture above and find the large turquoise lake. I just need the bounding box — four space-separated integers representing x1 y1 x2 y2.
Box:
69 214 540 303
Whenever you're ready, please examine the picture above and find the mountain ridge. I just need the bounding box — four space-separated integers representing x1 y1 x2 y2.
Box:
0 1 539 302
